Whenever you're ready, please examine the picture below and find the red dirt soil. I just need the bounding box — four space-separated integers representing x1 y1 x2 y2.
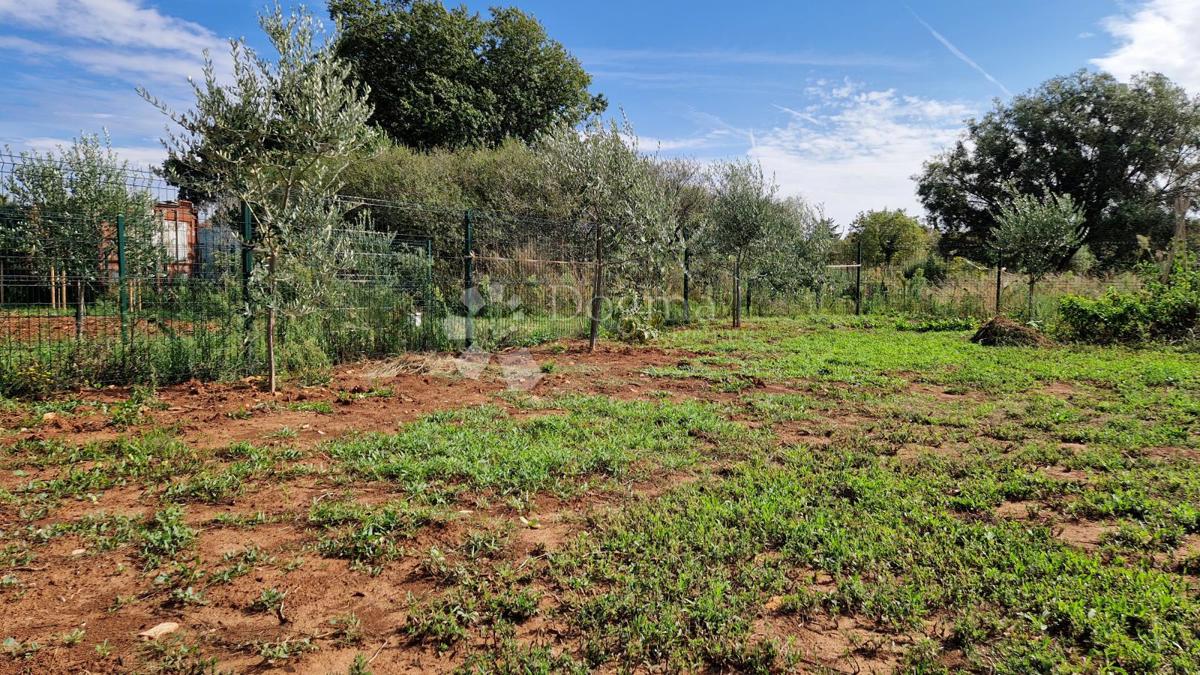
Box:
0 339 1161 673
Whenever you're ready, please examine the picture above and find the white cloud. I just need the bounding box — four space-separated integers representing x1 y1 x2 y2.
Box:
18 136 164 169
638 131 745 152
632 82 974 227
0 0 231 87
0 0 232 165
0 35 54 54
0 0 223 59
1092 0 1200 93
746 83 972 227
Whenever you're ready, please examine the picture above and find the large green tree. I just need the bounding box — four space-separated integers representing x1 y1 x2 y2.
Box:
917 70 1200 269
329 0 606 150
849 208 929 271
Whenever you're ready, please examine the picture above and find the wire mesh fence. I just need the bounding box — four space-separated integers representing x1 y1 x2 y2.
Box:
0 179 606 393
0 149 1160 393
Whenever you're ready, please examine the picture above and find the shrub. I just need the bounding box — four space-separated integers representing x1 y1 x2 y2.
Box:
1058 291 1149 344
904 256 948 286
614 301 661 343
140 506 196 568
277 334 333 386
1057 254 1199 344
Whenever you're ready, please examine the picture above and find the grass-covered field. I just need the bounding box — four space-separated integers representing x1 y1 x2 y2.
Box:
0 317 1198 673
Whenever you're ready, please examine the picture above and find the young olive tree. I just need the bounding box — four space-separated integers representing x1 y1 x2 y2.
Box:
990 190 1085 318
708 160 776 328
2 134 154 333
654 158 710 323
141 5 379 392
748 197 836 312
537 118 671 348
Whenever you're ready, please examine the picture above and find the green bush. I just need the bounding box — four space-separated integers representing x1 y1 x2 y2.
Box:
1057 255 1199 344
278 334 333 385
904 256 949 285
1058 291 1150 344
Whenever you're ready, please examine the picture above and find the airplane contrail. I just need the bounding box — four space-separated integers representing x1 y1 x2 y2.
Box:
908 7 1012 97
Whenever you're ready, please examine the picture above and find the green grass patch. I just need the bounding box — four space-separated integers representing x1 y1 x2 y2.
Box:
545 448 1200 671
322 395 755 500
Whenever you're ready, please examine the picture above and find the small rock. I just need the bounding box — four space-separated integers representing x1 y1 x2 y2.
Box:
139 622 180 640
42 412 58 423
70 548 86 557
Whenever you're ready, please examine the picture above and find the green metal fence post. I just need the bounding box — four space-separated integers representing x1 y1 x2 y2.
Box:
424 238 433 344
463 209 475 349
682 225 690 324
994 251 1003 316
854 237 863 315
117 214 129 345
589 223 604 349
241 202 254 362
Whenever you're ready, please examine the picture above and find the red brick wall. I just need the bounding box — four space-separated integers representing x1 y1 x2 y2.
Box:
102 200 201 280
154 200 200 276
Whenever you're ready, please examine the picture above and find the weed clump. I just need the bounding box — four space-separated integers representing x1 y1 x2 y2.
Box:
971 317 1052 347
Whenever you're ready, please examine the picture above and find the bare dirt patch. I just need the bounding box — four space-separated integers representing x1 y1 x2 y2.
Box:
1143 446 1200 463
751 612 907 673
1039 464 1092 485
2 356 507 451
1055 519 1117 551
907 381 985 403
995 500 1045 521
1043 381 1079 398
775 422 833 448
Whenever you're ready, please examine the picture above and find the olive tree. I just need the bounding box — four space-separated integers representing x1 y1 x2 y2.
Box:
141 4 379 392
536 118 671 348
708 160 776 328
654 158 710 323
2 134 154 334
990 190 1085 317
748 197 836 312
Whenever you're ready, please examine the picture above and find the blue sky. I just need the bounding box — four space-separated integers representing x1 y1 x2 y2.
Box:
2 0 1197 225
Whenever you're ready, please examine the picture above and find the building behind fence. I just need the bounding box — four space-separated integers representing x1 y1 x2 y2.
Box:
0 152 1147 393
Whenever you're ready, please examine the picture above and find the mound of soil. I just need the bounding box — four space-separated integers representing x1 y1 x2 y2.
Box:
971 316 1053 347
